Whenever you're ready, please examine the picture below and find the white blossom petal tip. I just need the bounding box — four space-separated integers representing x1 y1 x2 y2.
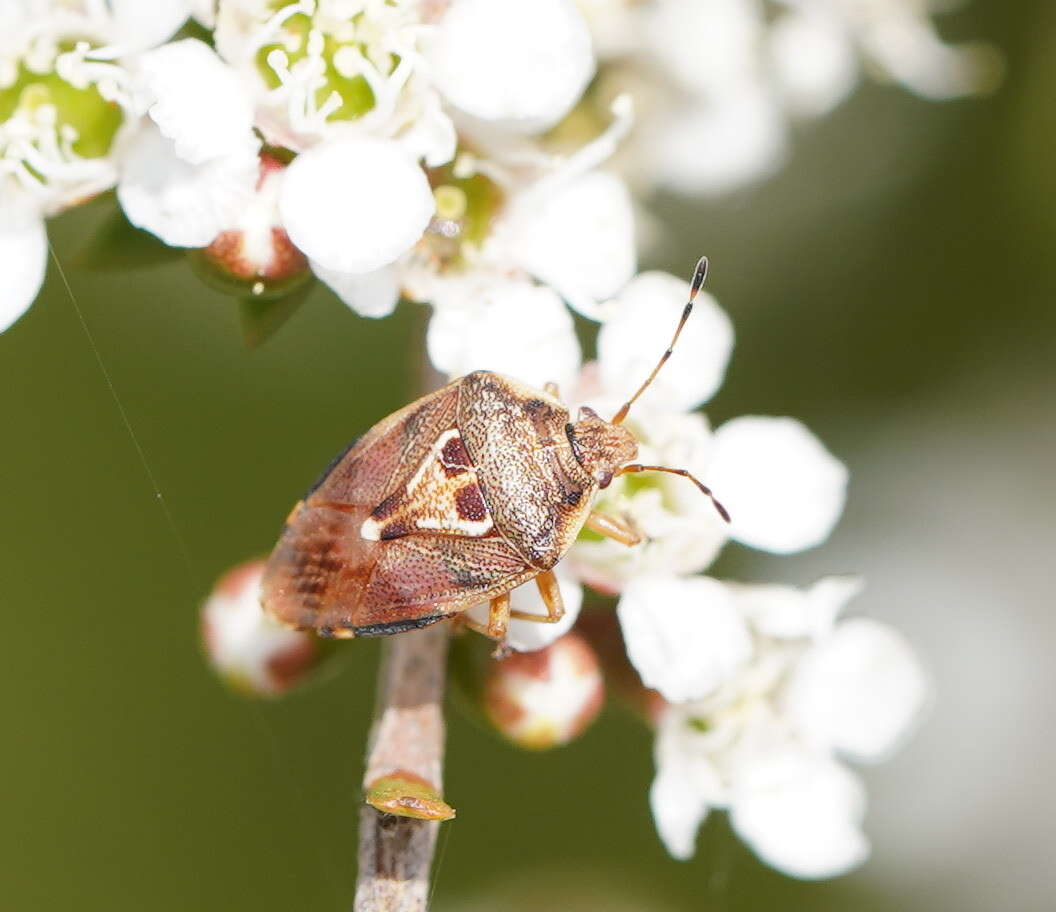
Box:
731 756 869 879
425 279 581 392
428 0 595 132
598 271 733 412
784 618 929 763
109 0 193 52
707 416 848 554
650 760 711 861
310 262 400 319
617 576 752 704
279 138 435 274
0 214 48 334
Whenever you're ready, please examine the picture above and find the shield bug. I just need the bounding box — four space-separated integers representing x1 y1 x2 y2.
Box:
262 256 728 643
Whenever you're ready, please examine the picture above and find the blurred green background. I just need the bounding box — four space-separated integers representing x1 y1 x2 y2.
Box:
3 1 1053 909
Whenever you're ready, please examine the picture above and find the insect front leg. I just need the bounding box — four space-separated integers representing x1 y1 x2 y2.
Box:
508 570 566 624
584 510 644 547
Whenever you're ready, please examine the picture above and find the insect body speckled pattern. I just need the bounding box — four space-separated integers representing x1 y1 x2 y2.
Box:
262 257 727 643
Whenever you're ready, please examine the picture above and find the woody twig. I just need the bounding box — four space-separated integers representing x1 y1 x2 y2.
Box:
354 608 454 911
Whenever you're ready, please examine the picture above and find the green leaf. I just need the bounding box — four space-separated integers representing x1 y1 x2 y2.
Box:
74 199 184 271
239 281 314 349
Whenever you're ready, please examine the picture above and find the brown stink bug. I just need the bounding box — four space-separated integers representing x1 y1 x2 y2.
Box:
262 256 728 643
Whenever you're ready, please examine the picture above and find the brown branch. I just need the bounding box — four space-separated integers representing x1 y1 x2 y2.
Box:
354 623 452 911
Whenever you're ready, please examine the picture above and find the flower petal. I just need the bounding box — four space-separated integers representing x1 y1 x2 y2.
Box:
117 124 259 247
311 262 399 319
425 278 581 391
597 271 733 412
650 87 787 196
279 138 434 274
707 416 848 554
770 10 858 117
137 38 257 165
617 576 752 704
730 755 869 879
466 567 583 653
0 212 47 334
733 576 864 641
509 170 636 320
109 0 191 52
783 618 929 763
645 0 762 95
428 0 595 132
650 757 711 861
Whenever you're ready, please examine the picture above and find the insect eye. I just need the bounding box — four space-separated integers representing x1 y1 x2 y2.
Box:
598 471 613 489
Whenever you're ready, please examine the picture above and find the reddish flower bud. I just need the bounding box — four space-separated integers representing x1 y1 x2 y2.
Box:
194 153 311 300
483 632 605 750
200 559 319 697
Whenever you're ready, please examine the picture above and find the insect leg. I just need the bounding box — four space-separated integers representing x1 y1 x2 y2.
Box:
486 592 510 640
509 570 566 624
584 510 644 547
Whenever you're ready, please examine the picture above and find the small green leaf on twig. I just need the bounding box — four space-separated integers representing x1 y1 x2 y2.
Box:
364 770 456 821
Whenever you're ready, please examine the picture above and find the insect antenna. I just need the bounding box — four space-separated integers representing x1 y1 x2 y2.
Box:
611 255 709 426
615 463 730 523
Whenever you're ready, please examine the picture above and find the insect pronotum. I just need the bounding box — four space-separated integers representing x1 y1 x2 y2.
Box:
262 256 728 643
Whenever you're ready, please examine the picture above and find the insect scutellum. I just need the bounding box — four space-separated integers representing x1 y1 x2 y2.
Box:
566 255 731 523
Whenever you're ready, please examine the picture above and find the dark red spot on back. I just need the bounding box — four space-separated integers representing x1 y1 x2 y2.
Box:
440 434 472 477
455 483 487 523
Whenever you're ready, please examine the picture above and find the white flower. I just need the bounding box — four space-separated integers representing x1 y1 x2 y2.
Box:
647 576 927 877
781 617 929 762
426 0 595 133
581 0 995 195
618 575 752 704
411 95 636 381
200 559 320 696
0 0 189 330
214 0 447 152
706 415 848 554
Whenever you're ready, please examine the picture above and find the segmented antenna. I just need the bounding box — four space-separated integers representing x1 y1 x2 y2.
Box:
611 255 709 426
615 463 730 524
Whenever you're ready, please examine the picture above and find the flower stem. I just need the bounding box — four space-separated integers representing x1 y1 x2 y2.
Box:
354 623 451 911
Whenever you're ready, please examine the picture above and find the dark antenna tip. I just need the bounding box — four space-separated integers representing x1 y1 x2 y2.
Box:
690 255 709 298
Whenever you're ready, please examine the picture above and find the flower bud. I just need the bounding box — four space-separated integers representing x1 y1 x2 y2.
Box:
193 152 311 300
200 559 319 697
483 631 604 750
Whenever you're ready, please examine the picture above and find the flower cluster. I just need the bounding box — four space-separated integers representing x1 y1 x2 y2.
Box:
5 0 962 884
576 0 998 195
